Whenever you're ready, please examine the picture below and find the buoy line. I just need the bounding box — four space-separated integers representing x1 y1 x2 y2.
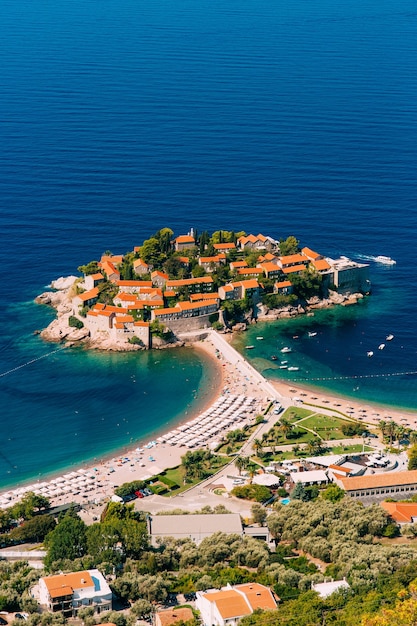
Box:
291 370 417 382
0 347 67 378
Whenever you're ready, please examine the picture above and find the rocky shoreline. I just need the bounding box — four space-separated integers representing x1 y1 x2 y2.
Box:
35 276 365 351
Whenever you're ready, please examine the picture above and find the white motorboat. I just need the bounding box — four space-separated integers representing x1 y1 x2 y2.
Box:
256 336 264 340
245 345 255 349
375 255 396 265
281 346 292 353
308 331 317 337
288 366 299 371
378 343 385 350
279 365 288 369
386 334 394 341
367 351 374 357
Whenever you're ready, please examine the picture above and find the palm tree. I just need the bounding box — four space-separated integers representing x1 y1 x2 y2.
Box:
278 418 293 440
235 456 249 476
252 439 263 457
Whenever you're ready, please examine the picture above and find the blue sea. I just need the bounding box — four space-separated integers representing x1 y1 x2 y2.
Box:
1 0 417 489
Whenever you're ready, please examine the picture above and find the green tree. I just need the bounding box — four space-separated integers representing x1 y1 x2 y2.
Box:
235 456 250 475
9 514 56 543
44 513 87 568
11 492 50 520
251 503 267 525
78 260 99 275
408 444 417 470
321 484 345 503
279 235 300 256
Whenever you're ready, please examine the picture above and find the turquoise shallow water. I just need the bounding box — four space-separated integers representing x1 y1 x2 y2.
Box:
1 0 417 487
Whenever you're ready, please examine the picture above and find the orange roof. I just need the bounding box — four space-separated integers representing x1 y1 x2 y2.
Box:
43 571 93 597
282 264 307 274
259 252 276 262
128 299 164 309
134 321 150 327
101 255 124 265
176 256 189 264
237 268 264 275
177 300 218 311
100 261 120 277
164 290 177 298
133 258 150 268
301 247 321 260
275 280 292 288
312 259 331 271
166 276 213 287
235 583 277 611
114 315 134 323
380 502 417 523
213 242 236 250
116 292 138 301
116 280 153 288
190 292 220 301
90 273 104 280
175 235 195 244
259 262 281 273
280 253 306 265
238 234 268 246
200 255 222 264
91 304 128 314
153 306 181 316
156 609 194 626
203 590 251 620
151 270 169 279
328 464 351 474
221 285 234 293
77 287 99 302
230 261 248 269
339 470 417 492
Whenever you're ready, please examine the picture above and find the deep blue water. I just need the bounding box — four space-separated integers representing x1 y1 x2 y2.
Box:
1 0 417 488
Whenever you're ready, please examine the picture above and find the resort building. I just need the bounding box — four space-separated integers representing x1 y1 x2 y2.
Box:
230 260 248 271
199 254 226 272
196 583 277 626
133 258 152 275
380 501 417 524
290 470 329 486
165 276 214 294
173 235 196 251
336 470 417 502
213 242 236 253
236 268 264 278
151 299 218 323
147 513 243 547
115 280 153 293
274 280 293 295
72 287 99 313
84 272 104 291
278 253 308 271
219 280 260 301
99 261 120 282
327 257 370 294
257 262 281 280
38 569 112 617
238 234 276 251
151 271 169 288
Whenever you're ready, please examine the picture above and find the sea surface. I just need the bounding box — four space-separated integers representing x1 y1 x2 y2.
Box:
1 0 417 489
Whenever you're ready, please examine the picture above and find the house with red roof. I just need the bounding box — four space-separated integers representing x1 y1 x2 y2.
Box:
196 583 277 626
173 235 196 251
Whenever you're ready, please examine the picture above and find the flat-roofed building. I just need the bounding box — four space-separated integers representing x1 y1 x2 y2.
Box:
147 513 243 547
337 470 417 501
290 470 329 486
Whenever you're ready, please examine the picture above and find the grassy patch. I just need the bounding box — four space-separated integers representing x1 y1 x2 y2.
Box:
254 443 374 463
300 414 353 440
147 456 231 496
281 407 314 423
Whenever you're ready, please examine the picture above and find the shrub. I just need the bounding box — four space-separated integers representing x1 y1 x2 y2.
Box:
69 316 84 329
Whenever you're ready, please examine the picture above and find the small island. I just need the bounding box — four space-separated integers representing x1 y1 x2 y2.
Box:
36 228 370 350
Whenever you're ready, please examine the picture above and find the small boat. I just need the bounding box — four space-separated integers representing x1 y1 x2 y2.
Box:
279 364 288 369
288 366 299 371
281 346 292 353
367 351 374 357
308 331 317 337
281 360 288 365
375 255 396 265
270 355 278 361
293 335 299 339
256 336 264 340
378 343 385 350
245 345 255 349
386 334 394 341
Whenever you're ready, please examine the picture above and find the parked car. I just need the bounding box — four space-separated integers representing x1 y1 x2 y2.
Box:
0 617 8 625
135 490 144 498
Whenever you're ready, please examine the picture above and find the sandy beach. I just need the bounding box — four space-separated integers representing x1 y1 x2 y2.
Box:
1 333 416 512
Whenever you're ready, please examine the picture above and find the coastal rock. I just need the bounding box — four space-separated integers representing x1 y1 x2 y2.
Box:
51 276 78 290
66 327 90 342
40 317 71 342
232 322 247 332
